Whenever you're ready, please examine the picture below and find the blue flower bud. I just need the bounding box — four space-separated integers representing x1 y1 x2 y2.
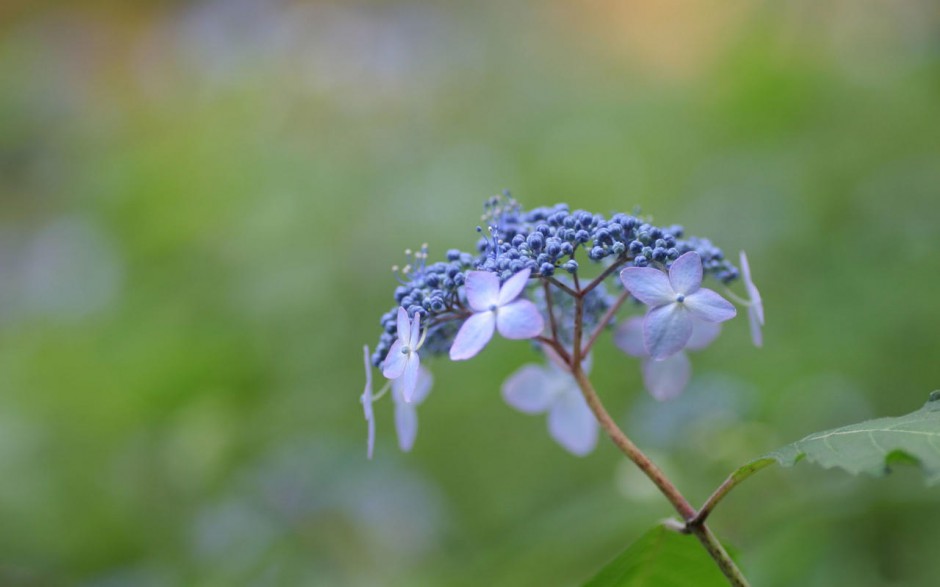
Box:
563 260 579 273
540 262 555 276
633 255 649 267
589 246 607 260
526 233 544 252
612 241 625 254
629 240 644 254
652 247 667 262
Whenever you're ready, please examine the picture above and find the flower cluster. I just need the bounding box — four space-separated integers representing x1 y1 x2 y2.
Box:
360 196 763 458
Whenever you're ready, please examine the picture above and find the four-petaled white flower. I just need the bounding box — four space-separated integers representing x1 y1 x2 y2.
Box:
361 345 376 459
383 307 425 402
614 316 721 401
449 268 544 361
391 365 433 452
739 251 764 348
501 347 598 456
620 251 736 360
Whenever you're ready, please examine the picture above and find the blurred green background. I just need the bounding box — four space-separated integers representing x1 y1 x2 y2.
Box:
0 1 939 585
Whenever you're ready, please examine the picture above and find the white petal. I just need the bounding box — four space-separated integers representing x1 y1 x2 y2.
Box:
748 305 763 348
685 320 721 351
620 267 675 307
382 339 407 379
613 316 648 358
449 311 496 360
502 364 556 413
642 353 691 401
496 299 544 340
644 304 693 360
410 311 422 349
464 271 500 312
394 400 418 452
683 288 737 323
740 251 764 348
410 365 433 405
668 251 703 295
497 268 531 306
396 306 412 346
361 345 375 460
399 352 421 403
547 390 598 457
739 251 764 325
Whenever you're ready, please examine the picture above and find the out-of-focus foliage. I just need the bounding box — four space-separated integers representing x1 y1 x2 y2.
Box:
0 1 938 585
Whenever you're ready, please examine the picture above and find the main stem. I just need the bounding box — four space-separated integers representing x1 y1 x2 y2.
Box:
557 265 748 586
571 367 748 586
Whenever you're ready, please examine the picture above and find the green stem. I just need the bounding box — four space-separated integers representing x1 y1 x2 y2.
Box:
689 458 776 527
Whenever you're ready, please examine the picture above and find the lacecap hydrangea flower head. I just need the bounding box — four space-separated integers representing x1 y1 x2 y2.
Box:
360 195 762 458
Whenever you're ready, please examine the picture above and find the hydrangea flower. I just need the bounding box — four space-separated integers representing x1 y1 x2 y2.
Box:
361 345 376 459
449 268 544 360
501 347 598 456
739 251 764 348
620 251 736 360
392 365 433 452
382 307 425 402
614 316 721 401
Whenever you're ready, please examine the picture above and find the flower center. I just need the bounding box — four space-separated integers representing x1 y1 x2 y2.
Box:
675 294 685 303
401 346 411 355
489 304 499 312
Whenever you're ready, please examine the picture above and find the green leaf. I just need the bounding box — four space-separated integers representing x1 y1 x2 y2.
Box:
765 392 940 483
583 526 730 587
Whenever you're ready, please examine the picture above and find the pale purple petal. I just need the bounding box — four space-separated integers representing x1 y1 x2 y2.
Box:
685 320 722 351
382 339 407 379
739 251 764 324
410 365 433 405
613 316 648 358
547 390 598 456
497 268 531 306
683 288 737 323
410 311 422 349
668 251 703 295
394 400 418 452
496 299 544 339
644 304 693 360
449 311 496 360
642 352 691 401
396 307 412 346
620 267 675 307
748 306 763 348
502 365 556 414
464 271 500 312
399 352 421 403
361 345 375 460
740 251 764 348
